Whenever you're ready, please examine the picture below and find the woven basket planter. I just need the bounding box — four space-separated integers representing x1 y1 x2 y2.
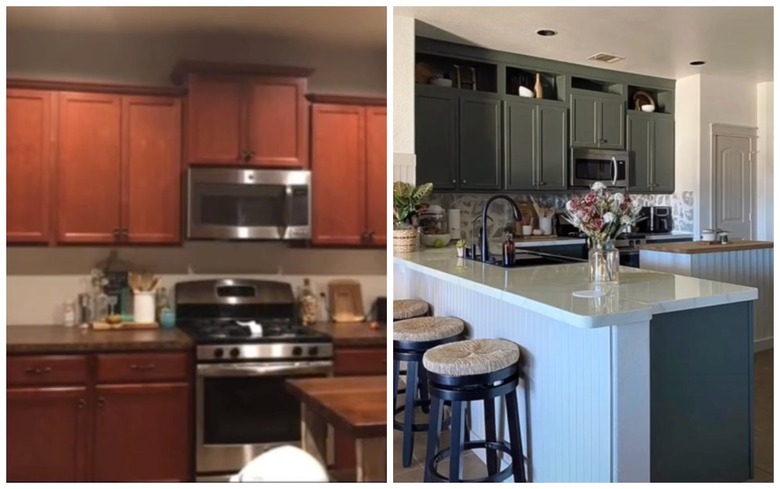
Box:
393 228 418 253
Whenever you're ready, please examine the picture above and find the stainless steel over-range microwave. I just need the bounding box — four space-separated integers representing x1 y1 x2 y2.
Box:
187 167 311 240
569 148 629 188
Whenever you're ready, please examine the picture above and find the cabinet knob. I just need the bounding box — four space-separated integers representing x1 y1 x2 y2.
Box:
539 181 546 186
462 180 467 184
451 179 456 184
129 363 156 371
97 397 105 408
78 399 86 409
120 228 128 241
112 228 120 239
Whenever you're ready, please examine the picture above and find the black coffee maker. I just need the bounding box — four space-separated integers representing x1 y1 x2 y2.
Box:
637 206 672 233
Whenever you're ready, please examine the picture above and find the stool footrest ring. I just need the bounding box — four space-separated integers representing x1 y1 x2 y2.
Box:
426 440 516 483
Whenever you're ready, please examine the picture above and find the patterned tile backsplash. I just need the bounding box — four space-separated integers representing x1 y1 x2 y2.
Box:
428 191 694 242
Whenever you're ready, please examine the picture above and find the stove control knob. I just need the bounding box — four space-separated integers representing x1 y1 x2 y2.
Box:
230 348 240 359
308 346 319 356
214 348 224 359
292 346 303 357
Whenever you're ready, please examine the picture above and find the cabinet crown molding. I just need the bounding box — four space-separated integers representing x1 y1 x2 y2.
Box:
170 60 314 85
307 94 386 106
7 78 186 97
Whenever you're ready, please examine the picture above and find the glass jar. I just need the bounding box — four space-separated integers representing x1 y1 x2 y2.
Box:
589 240 620 284
298 278 319 326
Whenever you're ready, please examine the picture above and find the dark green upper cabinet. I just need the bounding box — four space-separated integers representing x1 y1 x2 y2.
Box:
458 93 502 190
505 100 567 191
570 92 625 149
415 86 458 189
627 112 675 193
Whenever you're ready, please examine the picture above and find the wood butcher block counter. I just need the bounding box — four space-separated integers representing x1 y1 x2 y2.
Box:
7 325 193 354
639 240 773 254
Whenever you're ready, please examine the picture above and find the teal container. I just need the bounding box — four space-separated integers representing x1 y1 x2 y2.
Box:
160 309 176 329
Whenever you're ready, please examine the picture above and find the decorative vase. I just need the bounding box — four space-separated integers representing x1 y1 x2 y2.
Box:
534 73 543 99
588 240 620 284
393 228 418 253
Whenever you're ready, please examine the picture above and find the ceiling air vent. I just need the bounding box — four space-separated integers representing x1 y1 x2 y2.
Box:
587 52 625 64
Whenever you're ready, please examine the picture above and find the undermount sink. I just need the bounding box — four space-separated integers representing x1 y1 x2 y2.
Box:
474 250 586 268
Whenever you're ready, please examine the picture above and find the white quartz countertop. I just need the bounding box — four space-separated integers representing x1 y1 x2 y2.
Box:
395 248 757 328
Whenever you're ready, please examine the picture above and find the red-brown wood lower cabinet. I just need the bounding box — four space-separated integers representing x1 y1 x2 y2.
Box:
332 346 386 476
6 352 193 482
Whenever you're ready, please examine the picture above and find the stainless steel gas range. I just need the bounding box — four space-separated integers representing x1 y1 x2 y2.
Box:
175 279 334 482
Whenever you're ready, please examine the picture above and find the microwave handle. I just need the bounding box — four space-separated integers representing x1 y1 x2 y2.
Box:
285 186 294 226
611 157 618 186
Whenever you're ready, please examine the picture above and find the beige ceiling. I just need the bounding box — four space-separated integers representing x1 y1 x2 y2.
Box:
396 7 773 82
7 7 387 48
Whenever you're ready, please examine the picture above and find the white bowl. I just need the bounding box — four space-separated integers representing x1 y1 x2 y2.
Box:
420 233 451 247
431 78 453 87
519 86 534 98
640 104 655 113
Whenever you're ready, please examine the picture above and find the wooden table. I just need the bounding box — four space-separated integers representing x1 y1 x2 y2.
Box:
286 376 386 482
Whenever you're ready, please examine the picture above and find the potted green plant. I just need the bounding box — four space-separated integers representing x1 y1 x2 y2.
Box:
393 181 433 253
455 239 467 258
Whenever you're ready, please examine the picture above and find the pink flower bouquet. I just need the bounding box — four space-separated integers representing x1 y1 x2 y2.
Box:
563 182 643 245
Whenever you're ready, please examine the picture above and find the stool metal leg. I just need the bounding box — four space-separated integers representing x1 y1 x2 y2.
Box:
418 366 430 414
424 396 444 482
449 400 466 482
392 359 400 412
505 390 526 482
402 360 419 468
484 398 498 476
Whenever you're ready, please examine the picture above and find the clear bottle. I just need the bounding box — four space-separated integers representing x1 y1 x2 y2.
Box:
502 233 516 267
63 300 76 327
298 278 319 326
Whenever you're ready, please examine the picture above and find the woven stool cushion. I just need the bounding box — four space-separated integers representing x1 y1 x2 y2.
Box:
423 339 520 377
393 316 464 343
393 299 430 320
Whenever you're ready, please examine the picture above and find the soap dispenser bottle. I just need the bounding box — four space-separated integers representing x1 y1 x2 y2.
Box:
502 233 516 267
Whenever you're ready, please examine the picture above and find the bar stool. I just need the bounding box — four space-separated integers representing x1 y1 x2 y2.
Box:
393 299 430 320
393 316 465 468
423 339 526 483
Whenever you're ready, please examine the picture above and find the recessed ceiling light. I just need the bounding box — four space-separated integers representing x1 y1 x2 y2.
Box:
689 60 706 66
536 29 557 37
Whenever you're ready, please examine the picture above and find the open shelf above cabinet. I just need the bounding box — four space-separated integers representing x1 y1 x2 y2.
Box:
415 53 497 93
628 85 674 115
505 67 564 102
571 76 625 96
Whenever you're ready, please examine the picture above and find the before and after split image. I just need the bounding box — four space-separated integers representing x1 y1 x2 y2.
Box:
4 4 774 484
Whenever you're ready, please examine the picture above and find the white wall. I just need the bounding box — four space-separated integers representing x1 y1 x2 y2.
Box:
756 82 774 241
393 13 416 183
674 75 702 234
698 75 758 233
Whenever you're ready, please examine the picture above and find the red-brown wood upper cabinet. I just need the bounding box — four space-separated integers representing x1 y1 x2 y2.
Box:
174 62 311 168
7 89 54 244
56 92 181 244
310 97 386 247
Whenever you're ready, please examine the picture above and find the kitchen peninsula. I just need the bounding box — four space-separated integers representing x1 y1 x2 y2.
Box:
394 248 758 482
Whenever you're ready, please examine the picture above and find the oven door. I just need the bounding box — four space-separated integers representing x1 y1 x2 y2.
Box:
187 168 311 240
570 149 629 188
619 249 640 268
195 360 332 478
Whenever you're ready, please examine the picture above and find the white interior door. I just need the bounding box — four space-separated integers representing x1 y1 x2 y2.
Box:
713 131 755 239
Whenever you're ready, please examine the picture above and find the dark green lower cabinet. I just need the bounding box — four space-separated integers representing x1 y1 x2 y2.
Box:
415 87 458 190
627 112 675 193
459 93 502 190
505 100 567 191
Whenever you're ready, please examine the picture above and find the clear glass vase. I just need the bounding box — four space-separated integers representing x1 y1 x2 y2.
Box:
589 240 620 284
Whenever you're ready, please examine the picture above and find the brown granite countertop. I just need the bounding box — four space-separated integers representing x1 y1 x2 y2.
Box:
7 325 193 355
310 322 386 347
639 240 774 255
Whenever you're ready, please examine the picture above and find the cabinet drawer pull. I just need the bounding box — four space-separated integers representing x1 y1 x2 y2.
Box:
129 363 157 371
24 366 52 375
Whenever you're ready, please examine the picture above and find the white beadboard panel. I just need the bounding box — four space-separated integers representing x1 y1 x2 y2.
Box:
398 265 621 482
610 322 651 482
639 250 693 275
393 152 416 184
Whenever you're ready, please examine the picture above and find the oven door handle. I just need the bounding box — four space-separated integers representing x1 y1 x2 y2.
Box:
611 156 618 186
197 361 333 378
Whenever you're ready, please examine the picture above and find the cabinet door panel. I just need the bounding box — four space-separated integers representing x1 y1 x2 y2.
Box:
57 92 121 243
504 101 537 191
94 383 190 482
599 99 625 149
311 105 366 245
365 106 387 246
627 114 652 192
122 96 182 243
187 75 242 164
415 88 458 189
7 387 88 482
652 117 675 193
538 105 568 190
7 89 53 243
570 94 598 147
459 94 502 190
246 77 308 168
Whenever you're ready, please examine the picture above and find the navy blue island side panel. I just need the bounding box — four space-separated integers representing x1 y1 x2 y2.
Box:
650 301 754 482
